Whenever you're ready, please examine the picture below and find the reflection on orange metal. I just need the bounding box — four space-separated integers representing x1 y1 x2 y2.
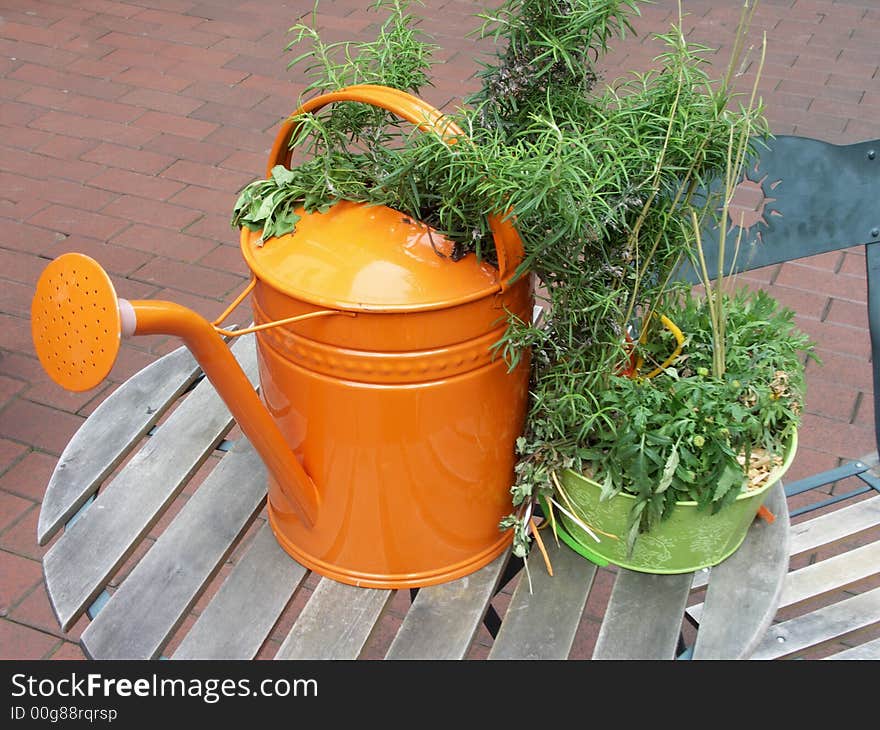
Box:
30 85 533 589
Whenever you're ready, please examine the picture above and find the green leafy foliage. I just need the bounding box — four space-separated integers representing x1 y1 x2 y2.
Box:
288 0 437 96
574 288 814 549
478 0 812 558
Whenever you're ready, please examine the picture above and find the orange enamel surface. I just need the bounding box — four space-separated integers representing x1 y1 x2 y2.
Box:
244 85 532 584
250 273 532 353
31 253 122 393
253 272 532 587
241 202 504 311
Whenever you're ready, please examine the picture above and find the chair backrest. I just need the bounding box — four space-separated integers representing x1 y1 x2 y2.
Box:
683 134 880 457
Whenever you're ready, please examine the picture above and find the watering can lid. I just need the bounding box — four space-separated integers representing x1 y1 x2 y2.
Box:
240 201 503 311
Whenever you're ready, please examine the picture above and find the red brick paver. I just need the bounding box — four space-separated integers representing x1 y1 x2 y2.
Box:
1 0 878 660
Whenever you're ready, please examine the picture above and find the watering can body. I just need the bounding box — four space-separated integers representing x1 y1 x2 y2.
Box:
245 202 531 587
30 85 533 589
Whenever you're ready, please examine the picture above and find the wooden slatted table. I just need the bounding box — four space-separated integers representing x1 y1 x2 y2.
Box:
38 336 791 660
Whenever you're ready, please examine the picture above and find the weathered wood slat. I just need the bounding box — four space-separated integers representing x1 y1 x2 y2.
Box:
275 579 393 660
691 484 790 659
783 541 880 609
385 552 509 659
825 637 880 660
488 539 595 659
38 346 201 546
172 522 308 660
689 535 880 626
750 586 880 660
689 568 712 592
80 438 268 659
43 335 258 632
789 495 880 556
593 570 693 659
691 493 880 591
689 493 880 659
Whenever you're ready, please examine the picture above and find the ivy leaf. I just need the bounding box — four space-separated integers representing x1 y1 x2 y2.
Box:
270 165 296 185
498 515 518 530
510 480 533 506
499 515 532 558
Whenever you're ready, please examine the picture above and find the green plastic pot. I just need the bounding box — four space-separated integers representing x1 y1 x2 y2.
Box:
552 432 797 574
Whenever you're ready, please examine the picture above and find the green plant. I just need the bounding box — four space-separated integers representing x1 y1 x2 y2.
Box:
474 0 813 561
543 286 814 553
229 0 815 565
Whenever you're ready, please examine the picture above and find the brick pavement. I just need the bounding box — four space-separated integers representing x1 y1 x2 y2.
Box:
0 0 878 660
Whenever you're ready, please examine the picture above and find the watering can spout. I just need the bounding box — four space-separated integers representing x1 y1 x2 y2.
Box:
31 253 319 527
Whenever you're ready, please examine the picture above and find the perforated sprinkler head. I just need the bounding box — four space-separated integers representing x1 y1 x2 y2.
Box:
31 253 123 392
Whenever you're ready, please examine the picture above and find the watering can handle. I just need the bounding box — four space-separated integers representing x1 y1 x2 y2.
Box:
266 84 526 289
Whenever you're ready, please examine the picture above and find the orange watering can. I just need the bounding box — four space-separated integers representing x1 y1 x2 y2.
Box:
31 85 533 589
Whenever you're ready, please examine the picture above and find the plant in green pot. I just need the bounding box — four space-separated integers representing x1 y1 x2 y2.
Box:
535 284 813 574
485 0 818 575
